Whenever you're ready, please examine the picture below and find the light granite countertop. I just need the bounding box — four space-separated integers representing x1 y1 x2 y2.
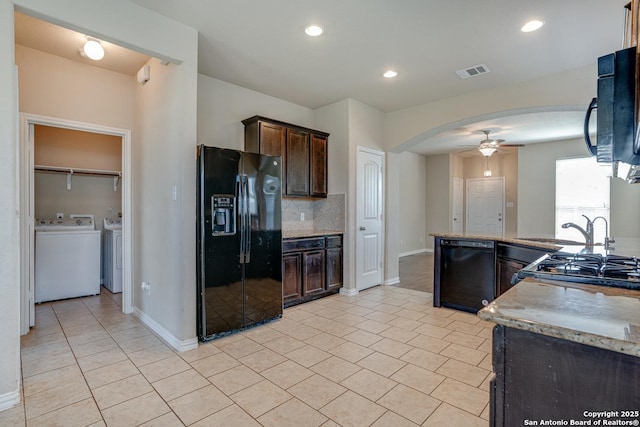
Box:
283 229 344 239
478 277 640 357
429 232 563 250
430 233 640 257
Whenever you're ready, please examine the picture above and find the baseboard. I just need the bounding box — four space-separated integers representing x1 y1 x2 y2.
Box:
0 389 20 412
132 308 198 352
385 277 400 286
399 248 429 257
339 287 359 296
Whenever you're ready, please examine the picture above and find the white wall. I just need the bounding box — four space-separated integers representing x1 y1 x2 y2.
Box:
425 154 450 250
6 1 199 393
518 138 640 238
385 152 400 283
384 65 595 152
0 0 20 411
398 152 427 255
15 45 135 128
197 75 315 150
347 100 386 290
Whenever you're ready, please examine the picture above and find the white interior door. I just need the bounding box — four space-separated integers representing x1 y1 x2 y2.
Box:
466 177 505 236
451 177 463 233
356 147 384 291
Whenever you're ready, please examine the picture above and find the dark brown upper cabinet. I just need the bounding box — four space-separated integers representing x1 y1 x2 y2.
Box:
242 116 329 198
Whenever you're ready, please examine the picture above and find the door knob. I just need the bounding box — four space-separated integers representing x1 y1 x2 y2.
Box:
359 226 366 231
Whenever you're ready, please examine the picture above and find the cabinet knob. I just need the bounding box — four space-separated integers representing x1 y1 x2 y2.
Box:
359 226 366 231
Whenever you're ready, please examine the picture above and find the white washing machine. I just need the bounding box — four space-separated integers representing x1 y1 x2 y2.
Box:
35 217 101 303
102 218 123 293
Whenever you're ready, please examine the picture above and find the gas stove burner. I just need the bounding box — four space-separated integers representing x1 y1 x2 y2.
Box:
536 259 601 277
605 254 639 268
519 251 640 290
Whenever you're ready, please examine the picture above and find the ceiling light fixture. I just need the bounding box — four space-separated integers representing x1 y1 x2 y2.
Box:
383 70 398 78
82 38 104 60
304 25 323 37
478 145 497 157
483 157 492 177
521 20 544 33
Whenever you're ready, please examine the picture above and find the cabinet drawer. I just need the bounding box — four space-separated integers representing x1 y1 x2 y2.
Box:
325 235 342 248
283 237 325 252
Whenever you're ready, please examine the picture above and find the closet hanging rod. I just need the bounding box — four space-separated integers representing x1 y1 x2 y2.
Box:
34 164 121 178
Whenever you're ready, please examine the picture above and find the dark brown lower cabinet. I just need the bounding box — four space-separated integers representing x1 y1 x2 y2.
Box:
283 253 302 301
496 243 551 296
491 325 640 426
326 247 343 290
496 258 524 295
283 234 343 307
302 250 325 295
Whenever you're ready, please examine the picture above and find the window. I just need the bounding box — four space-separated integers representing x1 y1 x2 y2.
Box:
556 157 610 244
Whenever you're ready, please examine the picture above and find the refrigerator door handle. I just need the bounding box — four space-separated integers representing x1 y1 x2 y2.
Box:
242 175 251 263
236 175 245 264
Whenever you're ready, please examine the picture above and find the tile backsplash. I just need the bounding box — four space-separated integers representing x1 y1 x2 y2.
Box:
282 193 345 231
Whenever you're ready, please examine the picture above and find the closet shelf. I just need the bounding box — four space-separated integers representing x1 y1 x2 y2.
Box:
35 165 122 191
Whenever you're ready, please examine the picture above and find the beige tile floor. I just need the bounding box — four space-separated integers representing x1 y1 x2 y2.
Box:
2 259 492 426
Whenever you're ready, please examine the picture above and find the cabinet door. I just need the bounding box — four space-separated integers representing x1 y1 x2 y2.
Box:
259 122 286 157
283 253 302 302
325 247 343 290
497 258 525 296
310 134 328 197
302 250 325 295
286 128 310 196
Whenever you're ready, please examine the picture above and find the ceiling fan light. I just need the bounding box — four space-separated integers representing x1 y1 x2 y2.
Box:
479 146 497 157
83 38 104 60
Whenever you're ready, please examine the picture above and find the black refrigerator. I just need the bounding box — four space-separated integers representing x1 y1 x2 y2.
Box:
196 145 283 341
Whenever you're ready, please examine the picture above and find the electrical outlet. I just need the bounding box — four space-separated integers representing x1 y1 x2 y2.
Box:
56 212 64 219
141 281 151 296
300 212 305 221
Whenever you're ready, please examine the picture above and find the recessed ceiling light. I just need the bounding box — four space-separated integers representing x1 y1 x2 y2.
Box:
383 70 398 78
521 20 544 33
304 25 323 37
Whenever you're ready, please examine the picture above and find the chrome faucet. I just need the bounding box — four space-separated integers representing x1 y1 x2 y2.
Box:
561 215 594 245
592 216 615 250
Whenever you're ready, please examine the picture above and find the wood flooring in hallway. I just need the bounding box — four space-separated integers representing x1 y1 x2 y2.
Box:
396 252 434 293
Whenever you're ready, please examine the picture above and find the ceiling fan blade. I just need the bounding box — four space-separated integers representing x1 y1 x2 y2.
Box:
458 147 479 153
499 143 525 147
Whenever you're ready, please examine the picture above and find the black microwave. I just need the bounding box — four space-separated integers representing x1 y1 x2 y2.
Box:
584 46 640 166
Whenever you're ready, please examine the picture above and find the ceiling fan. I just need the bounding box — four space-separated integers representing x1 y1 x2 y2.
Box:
476 130 523 157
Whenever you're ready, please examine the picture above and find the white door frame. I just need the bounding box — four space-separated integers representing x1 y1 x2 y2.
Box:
451 176 463 233
19 113 133 334
355 146 385 291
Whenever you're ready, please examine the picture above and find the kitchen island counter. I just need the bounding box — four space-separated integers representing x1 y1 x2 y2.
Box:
429 232 564 251
478 277 640 357
479 278 640 425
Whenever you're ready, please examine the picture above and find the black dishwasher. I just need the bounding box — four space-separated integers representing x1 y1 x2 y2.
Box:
438 239 496 313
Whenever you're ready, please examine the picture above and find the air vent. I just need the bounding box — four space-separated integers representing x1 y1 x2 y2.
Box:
456 64 490 79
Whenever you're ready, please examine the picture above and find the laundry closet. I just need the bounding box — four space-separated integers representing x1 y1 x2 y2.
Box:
34 124 123 301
